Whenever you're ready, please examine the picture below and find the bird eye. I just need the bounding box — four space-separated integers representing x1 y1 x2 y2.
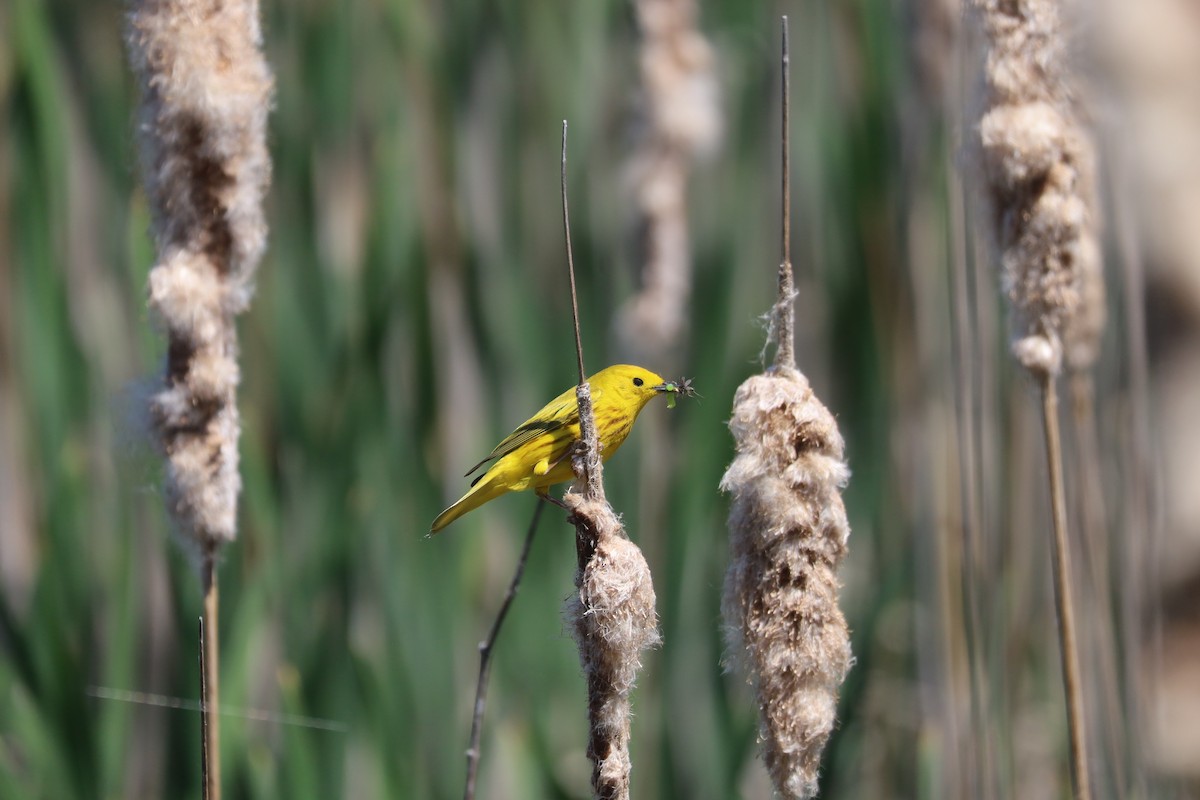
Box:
632 377 644 387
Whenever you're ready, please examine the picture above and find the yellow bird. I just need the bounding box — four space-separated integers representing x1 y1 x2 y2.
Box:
430 365 680 533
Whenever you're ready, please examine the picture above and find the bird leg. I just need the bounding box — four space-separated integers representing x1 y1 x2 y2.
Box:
536 487 571 511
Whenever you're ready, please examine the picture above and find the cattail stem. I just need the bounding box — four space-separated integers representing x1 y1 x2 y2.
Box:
198 617 211 800
201 554 220 800
562 121 587 390
1068 370 1128 791
774 17 794 372
463 503 544 800
561 120 602 498
1040 373 1090 800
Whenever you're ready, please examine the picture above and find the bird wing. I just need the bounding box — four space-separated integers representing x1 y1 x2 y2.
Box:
463 386 581 478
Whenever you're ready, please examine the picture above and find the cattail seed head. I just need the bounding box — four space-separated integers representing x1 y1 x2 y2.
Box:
1063 172 1105 374
721 367 853 800
128 0 273 550
973 0 1104 377
617 0 719 359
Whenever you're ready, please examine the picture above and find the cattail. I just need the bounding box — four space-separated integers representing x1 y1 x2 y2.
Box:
617 0 719 358
127 1 272 795
721 369 852 799
972 2 1099 796
720 21 852 798
128 0 272 552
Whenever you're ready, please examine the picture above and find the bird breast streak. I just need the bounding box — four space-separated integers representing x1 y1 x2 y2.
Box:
600 416 635 459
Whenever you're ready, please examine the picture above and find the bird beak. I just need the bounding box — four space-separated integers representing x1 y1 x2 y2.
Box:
652 382 674 394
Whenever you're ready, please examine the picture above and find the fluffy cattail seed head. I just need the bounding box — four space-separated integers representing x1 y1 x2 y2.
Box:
617 0 720 359
721 367 852 799
973 0 1104 378
128 0 273 550
565 494 660 800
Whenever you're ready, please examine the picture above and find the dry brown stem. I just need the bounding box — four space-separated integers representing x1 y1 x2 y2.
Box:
463 503 544 800
1040 375 1090 799
198 614 212 800
200 560 219 800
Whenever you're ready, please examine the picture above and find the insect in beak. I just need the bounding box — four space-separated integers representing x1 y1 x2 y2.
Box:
655 377 698 409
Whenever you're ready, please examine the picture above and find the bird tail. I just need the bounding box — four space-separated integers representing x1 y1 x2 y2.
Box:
429 474 507 534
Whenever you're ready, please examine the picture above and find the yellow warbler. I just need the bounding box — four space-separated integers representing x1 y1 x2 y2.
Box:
430 365 680 533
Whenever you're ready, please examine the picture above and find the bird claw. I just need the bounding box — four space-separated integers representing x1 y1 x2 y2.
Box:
536 491 571 511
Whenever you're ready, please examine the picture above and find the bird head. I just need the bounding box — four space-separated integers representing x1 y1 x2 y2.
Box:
591 364 674 410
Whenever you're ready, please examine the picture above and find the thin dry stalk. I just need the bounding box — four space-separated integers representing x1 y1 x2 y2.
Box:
720 21 852 799
1040 376 1089 799
561 122 660 800
1068 368 1128 792
1061 138 1120 789
463 503 544 800
127 2 273 796
774 20 793 372
199 615 211 800
201 551 219 800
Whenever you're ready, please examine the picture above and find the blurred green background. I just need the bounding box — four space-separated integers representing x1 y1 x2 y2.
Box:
1 0 1189 797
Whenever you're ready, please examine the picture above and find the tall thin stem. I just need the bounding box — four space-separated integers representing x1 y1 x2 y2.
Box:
561 120 602 500
562 121 586 386
775 17 795 371
1040 374 1091 800
199 617 210 800
1068 370 1127 792
463 503 544 800
561 118 654 800
201 551 220 800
